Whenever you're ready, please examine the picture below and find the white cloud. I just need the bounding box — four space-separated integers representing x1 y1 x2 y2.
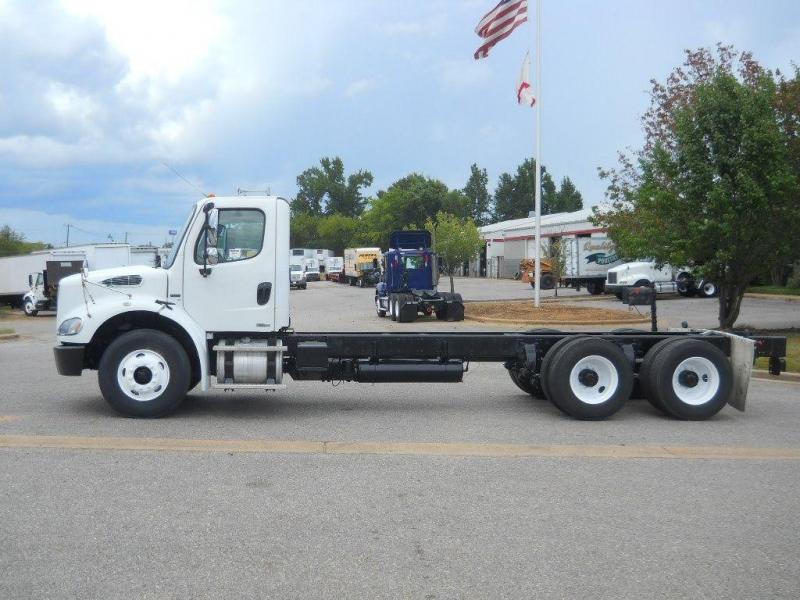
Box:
344 78 377 98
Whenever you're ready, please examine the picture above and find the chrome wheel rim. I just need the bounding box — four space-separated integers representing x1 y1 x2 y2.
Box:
117 349 170 402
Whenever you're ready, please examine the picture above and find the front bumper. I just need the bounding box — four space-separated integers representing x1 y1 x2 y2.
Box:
54 344 85 376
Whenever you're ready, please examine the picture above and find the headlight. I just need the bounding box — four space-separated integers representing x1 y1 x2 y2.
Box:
58 317 83 336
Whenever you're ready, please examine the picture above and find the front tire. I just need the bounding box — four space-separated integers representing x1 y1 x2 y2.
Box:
98 329 191 418
24 299 38 316
698 281 718 298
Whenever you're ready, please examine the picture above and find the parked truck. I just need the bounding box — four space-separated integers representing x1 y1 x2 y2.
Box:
52 195 786 422
343 247 381 287
605 260 717 300
325 256 344 282
374 230 465 322
561 236 624 294
23 260 85 316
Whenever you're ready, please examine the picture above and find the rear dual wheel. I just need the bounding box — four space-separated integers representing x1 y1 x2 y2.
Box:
641 338 731 420
541 337 633 420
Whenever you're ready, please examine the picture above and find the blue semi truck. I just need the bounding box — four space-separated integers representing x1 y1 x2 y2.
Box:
374 230 465 322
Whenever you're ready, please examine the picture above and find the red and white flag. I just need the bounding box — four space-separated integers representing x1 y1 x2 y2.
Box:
473 0 528 60
517 52 535 107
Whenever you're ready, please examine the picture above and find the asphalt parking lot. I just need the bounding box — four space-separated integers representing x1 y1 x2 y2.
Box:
1 280 799 599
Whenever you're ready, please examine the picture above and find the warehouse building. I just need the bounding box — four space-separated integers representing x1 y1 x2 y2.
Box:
477 209 607 278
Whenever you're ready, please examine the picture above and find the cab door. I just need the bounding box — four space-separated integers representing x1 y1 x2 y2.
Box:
182 203 277 332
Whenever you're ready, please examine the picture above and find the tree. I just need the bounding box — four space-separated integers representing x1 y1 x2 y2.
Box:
425 212 483 294
594 46 800 329
289 212 320 248
553 176 583 213
316 214 360 255
491 159 560 221
292 157 373 217
462 163 491 225
359 174 455 245
0 225 47 257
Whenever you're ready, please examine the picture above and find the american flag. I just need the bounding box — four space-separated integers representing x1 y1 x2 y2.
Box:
474 0 528 60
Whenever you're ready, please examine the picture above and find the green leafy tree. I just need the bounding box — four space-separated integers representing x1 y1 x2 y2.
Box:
0 225 47 257
292 157 373 217
462 163 491 225
425 211 483 293
316 214 360 255
553 176 583 213
359 174 454 245
772 65 800 284
492 159 560 221
289 212 321 248
594 46 799 329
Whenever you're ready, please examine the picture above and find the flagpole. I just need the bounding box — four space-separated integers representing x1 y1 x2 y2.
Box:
533 0 542 308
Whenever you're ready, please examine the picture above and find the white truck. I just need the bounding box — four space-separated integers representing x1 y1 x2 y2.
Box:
324 256 344 282
51 195 786 422
289 262 307 290
561 236 624 295
1 244 132 310
605 260 718 300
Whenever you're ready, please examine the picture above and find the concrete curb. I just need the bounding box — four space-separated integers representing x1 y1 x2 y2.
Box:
744 293 800 302
464 315 650 326
751 369 800 383
0 333 19 341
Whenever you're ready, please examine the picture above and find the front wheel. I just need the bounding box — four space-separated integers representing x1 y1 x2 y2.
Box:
98 329 191 418
23 299 38 316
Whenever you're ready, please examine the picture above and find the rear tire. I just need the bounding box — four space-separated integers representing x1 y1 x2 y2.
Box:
98 329 190 418
647 339 732 420
639 338 684 413
507 368 547 399
545 338 633 420
539 336 589 405
390 294 397 321
698 281 718 298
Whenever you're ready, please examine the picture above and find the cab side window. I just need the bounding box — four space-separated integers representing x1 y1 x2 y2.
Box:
195 209 265 264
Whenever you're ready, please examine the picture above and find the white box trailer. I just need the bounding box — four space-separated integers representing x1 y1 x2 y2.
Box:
0 244 132 305
561 236 624 294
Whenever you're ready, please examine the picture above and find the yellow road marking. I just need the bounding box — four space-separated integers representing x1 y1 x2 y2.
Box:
0 416 21 423
0 434 799 460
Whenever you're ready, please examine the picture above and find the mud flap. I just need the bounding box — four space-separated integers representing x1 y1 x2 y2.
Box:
445 301 464 322
700 330 754 412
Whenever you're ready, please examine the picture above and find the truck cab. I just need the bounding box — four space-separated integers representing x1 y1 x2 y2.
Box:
374 230 464 323
53 195 290 416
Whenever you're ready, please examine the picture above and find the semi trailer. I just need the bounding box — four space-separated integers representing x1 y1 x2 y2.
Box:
374 230 465 322
52 195 786 421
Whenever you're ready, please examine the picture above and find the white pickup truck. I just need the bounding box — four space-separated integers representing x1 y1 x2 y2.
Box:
605 260 717 299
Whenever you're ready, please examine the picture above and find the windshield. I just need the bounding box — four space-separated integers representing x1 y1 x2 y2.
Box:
163 206 196 269
290 264 302 271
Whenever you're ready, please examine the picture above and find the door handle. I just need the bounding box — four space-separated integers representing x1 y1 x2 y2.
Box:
257 282 272 305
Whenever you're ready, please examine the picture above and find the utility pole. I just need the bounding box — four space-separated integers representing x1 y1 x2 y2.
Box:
65 224 71 247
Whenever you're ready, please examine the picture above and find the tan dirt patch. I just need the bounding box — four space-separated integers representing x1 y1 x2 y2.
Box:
464 301 650 325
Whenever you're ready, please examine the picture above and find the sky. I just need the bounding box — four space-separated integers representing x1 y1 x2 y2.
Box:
0 0 798 247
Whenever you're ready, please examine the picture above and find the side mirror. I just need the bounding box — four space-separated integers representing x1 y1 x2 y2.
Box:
205 247 220 265
28 274 33 287
200 202 217 277
372 258 379 269
154 255 162 268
